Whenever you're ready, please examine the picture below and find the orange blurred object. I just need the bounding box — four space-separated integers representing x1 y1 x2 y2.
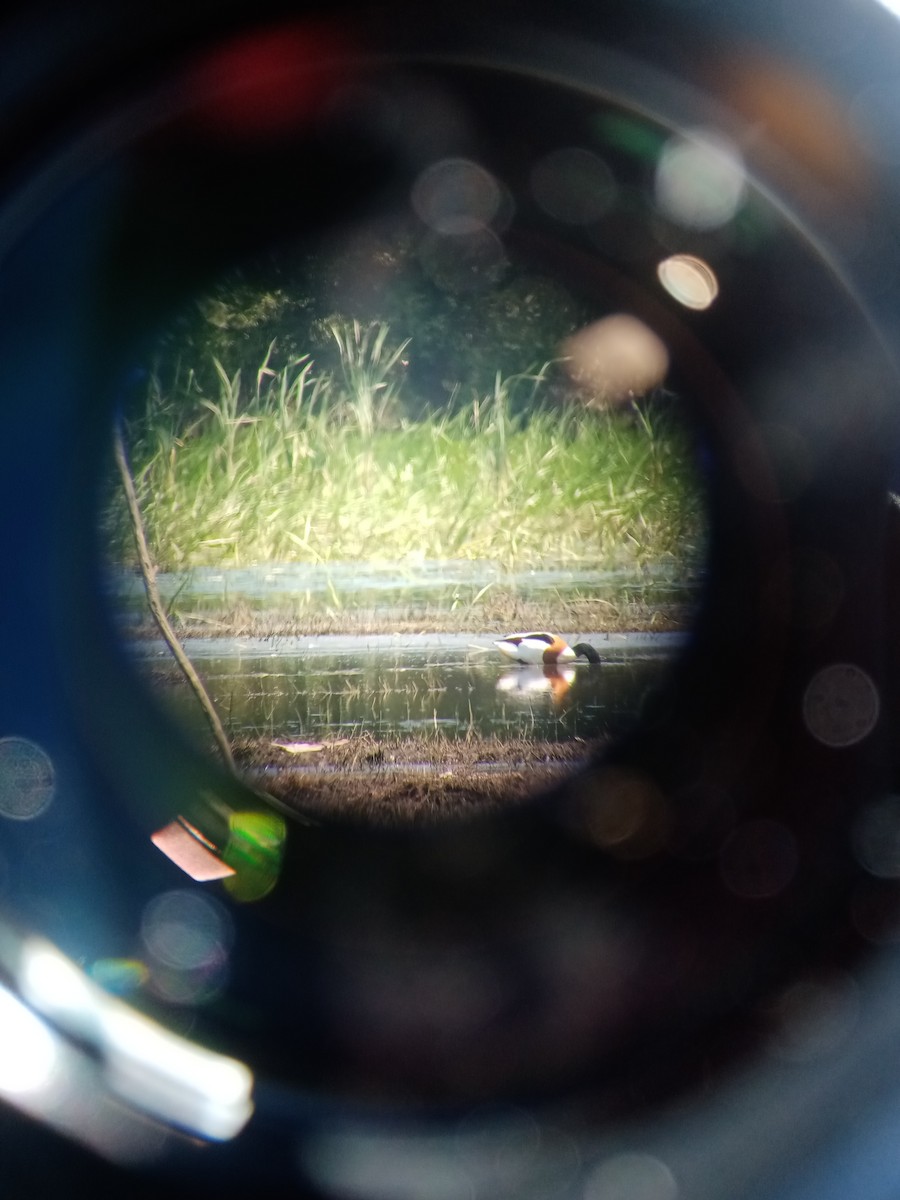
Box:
151 818 236 882
715 52 871 207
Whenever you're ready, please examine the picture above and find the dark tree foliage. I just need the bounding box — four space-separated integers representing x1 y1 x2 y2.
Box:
150 218 592 420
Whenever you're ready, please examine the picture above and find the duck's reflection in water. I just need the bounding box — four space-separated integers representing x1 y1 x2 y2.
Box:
497 661 602 709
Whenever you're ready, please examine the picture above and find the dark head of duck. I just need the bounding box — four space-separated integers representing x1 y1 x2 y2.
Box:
572 643 602 664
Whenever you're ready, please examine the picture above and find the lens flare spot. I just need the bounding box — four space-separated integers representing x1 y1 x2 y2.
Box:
0 737 55 821
561 314 668 407
141 890 232 1004
412 158 504 235
655 129 745 230
141 890 232 972
853 795 900 878
582 768 670 860
584 1151 678 1200
802 662 880 748
455 1108 581 1195
790 548 845 630
530 146 616 225
851 881 900 944
657 254 719 310
302 1128 471 1200
418 225 508 295
719 819 798 899
89 958 151 996
766 974 858 1064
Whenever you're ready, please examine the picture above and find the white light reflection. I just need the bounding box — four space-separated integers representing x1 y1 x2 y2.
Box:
657 254 719 310
17 938 253 1140
103 1006 253 1141
655 130 745 230
22 939 98 1038
0 979 168 1165
0 983 59 1094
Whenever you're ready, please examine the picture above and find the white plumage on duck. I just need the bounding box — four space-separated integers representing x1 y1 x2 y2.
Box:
493 632 601 665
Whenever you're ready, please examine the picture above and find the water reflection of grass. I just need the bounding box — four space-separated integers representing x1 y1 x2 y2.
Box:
107 349 705 578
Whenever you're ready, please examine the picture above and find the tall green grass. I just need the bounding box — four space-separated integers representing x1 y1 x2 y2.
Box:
106 321 705 572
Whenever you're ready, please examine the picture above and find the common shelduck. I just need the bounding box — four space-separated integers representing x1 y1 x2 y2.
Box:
494 632 601 665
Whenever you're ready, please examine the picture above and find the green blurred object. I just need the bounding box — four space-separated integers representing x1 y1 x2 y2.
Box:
223 810 287 902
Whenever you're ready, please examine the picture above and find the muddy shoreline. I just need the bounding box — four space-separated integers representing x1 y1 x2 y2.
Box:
121 595 693 640
232 732 601 825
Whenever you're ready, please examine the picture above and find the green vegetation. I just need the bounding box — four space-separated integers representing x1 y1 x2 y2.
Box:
105 318 705 575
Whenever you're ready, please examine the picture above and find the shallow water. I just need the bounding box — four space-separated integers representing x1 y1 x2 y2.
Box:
106 559 698 622
131 631 685 744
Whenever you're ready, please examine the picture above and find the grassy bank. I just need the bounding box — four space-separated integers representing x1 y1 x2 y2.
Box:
104 323 705 576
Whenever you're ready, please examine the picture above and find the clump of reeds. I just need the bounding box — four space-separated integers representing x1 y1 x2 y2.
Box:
106 320 705 575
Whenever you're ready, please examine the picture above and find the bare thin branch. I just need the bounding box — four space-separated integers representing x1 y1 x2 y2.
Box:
113 419 237 775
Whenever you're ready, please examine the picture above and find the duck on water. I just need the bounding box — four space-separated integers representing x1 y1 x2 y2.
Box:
494 632 601 665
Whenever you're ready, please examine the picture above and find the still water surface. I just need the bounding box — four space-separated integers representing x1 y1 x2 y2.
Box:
111 561 696 746
108 559 698 624
132 632 685 745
